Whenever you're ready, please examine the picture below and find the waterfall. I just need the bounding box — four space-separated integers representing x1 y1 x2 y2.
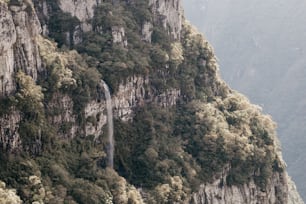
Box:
102 80 114 169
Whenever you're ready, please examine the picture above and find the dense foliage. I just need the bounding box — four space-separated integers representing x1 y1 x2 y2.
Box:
0 181 22 204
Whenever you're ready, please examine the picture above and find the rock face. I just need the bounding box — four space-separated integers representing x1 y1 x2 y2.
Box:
0 0 42 152
0 3 16 56
0 111 21 151
33 0 101 45
149 0 183 39
0 2 17 96
142 21 153 42
113 76 148 121
156 88 181 107
112 26 128 47
192 171 304 204
85 99 107 139
0 0 42 96
113 76 180 121
192 170 287 204
10 0 42 80
46 75 180 139
58 0 101 32
48 93 78 139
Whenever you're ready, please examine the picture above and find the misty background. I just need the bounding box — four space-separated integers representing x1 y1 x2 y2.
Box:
182 0 306 200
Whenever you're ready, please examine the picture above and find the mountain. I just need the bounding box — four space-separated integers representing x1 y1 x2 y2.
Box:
182 0 306 201
0 0 303 203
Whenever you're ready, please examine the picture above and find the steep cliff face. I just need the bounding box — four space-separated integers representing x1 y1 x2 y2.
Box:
0 0 303 203
193 171 288 204
192 172 303 204
58 0 101 32
34 0 183 45
10 0 42 78
0 0 43 152
113 75 180 121
0 110 21 151
149 0 183 39
0 2 16 95
48 92 78 139
0 0 42 96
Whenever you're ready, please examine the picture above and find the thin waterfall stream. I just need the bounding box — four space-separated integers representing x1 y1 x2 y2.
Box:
102 80 114 169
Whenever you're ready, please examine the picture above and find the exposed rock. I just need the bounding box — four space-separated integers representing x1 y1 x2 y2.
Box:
85 100 107 140
47 91 109 141
31 0 50 36
0 49 15 96
10 0 42 80
72 25 83 45
0 0 42 96
34 0 101 45
0 111 21 151
58 0 101 32
0 0 43 152
149 0 183 39
113 76 149 121
112 26 128 47
142 21 153 42
0 2 16 55
192 170 289 204
113 76 181 121
156 88 181 107
48 76 180 139
0 2 17 95
48 93 78 139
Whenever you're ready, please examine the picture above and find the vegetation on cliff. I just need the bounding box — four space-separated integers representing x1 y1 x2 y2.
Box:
0 181 22 204
0 0 287 203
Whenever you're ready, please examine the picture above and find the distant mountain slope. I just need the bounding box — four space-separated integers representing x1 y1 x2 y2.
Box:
183 0 306 200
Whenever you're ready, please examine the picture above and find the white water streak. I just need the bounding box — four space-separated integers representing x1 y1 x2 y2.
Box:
102 80 114 169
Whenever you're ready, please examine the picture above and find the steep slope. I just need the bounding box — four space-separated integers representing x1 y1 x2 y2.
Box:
0 0 303 203
183 0 306 201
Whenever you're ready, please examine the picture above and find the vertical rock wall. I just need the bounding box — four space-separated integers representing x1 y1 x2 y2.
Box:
0 2 17 96
192 171 288 204
58 0 101 32
149 0 183 39
10 0 42 80
0 0 43 151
